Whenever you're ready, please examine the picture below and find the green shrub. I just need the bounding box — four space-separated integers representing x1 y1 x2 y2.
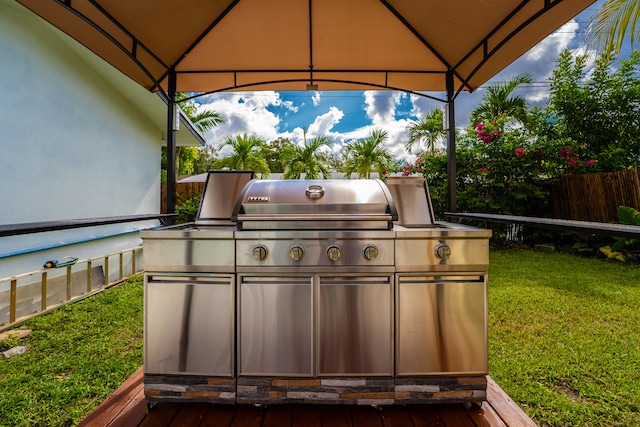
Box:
175 194 201 224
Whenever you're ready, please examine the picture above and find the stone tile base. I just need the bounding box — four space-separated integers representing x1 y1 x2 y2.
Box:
237 377 396 405
394 376 487 404
144 375 486 405
144 375 236 404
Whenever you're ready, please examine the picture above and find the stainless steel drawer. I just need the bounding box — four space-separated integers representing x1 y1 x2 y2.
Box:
396 274 487 375
319 275 393 376
144 274 234 376
238 275 314 376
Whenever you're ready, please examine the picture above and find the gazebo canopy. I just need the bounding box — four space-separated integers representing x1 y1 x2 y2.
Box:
18 0 594 98
17 0 595 214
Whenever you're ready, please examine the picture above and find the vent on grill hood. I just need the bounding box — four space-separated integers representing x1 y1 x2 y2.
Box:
231 179 398 230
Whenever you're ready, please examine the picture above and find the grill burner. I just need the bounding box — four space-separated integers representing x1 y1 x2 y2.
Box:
141 172 491 406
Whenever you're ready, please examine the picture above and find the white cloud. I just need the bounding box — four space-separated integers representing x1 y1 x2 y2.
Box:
196 92 283 149
308 106 344 137
364 90 404 126
312 91 321 106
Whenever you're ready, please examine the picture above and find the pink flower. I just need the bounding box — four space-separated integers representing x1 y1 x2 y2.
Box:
475 123 485 131
558 148 573 158
585 159 596 165
514 148 525 157
402 171 410 176
478 166 489 173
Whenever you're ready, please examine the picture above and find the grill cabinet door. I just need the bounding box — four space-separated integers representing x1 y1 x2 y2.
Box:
144 274 234 376
238 275 314 376
319 275 393 376
396 275 487 375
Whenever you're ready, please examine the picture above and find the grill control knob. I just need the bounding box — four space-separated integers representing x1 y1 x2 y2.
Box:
363 245 379 260
253 245 268 261
327 245 341 261
434 243 451 260
290 245 304 261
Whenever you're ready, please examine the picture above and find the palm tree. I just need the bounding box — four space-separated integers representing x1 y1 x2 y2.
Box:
405 108 446 155
170 93 224 178
469 73 532 126
342 129 393 179
213 133 270 176
282 129 332 179
585 0 640 56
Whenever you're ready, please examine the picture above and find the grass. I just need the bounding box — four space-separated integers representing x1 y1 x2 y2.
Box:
488 249 640 427
0 250 639 426
0 275 144 427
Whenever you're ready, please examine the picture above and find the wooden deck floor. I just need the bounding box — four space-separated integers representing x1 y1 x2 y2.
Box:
79 368 538 427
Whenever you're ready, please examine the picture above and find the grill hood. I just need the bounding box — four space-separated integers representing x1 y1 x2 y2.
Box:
231 179 398 230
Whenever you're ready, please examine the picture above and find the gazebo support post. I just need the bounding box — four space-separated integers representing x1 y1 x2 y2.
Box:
166 69 177 224
446 70 457 213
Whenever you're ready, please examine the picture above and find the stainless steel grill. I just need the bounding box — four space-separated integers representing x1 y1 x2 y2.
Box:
232 178 397 230
141 172 492 406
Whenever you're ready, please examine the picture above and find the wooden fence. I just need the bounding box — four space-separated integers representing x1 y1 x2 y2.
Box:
551 168 640 223
161 182 206 214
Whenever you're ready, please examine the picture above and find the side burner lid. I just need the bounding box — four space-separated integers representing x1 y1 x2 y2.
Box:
195 170 254 225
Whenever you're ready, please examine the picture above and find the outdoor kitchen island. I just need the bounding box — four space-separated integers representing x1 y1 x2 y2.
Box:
141 174 491 406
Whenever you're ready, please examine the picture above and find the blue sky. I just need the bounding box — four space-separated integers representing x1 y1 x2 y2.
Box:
195 1 628 163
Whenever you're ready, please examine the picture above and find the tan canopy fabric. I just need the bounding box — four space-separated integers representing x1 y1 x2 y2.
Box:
16 0 595 214
18 0 594 97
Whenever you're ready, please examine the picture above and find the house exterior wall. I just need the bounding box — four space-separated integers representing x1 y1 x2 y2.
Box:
0 0 164 279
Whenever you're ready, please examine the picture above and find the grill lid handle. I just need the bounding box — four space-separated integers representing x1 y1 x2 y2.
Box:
305 185 325 200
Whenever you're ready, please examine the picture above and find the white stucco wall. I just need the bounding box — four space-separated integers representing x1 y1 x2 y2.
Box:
0 1 165 279
1 1 161 223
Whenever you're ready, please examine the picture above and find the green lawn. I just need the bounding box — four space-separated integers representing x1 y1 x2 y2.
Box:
0 249 639 426
488 249 640 426
0 276 144 427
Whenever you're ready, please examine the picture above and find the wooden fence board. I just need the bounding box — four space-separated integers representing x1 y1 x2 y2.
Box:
552 168 640 223
161 182 206 214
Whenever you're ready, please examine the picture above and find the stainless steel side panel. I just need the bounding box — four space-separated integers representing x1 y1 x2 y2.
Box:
318 275 394 376
396 274 487 375
144 274 234 376
238 275 314 376
142 236 235 272
395 235 490 272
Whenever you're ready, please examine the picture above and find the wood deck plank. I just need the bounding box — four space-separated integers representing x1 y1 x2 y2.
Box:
485 379 537 427
350 405 384 427
380 405 414 427
138 402 180 427
168 402 210 427
435 405 478 427
228 403 263 427
467 402 506 427
406 405 446 427
199 403 237 427
107 385 148 427
292 401 323 427
262 404 295 427
321 405 353 427
78 367 144 427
